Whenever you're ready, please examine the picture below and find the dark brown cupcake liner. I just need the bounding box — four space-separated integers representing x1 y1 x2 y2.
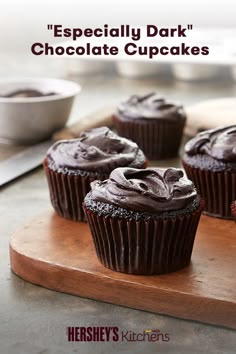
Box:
43 160 108 222
231 201 236 221
113 115 186 160
84 200 204 275
183 161 236 219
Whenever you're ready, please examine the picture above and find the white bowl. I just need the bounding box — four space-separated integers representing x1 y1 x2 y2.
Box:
0 78 80 144
116 61 162 78
172 64 219 81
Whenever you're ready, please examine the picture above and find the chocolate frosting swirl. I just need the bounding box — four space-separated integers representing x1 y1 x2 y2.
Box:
90 167 197 212
47 127 145 173
185 126 236 162
117 93 185 121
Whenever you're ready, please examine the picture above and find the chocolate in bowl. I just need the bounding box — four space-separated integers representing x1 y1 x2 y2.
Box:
1 89 57 98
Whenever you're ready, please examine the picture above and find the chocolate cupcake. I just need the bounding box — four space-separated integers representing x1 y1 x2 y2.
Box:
44 126 147 222
182 125 236 219
84 167 203 275
113 93 186 160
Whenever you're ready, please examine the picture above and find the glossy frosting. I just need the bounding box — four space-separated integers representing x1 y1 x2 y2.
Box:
47 127 145 173
185 126 236 162
117 93 185 120
90 167 197 212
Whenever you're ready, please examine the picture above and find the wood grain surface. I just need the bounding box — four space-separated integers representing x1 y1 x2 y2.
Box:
10 211 236 329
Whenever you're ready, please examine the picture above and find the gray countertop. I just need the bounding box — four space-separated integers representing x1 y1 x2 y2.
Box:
0 72 236 354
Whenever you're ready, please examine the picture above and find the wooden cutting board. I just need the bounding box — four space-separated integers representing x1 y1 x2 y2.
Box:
10 211 236 329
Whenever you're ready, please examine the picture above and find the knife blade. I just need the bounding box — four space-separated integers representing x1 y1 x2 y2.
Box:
0 140 53 187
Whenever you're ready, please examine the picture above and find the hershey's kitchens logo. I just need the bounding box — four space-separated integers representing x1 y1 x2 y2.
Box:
67 327 170 342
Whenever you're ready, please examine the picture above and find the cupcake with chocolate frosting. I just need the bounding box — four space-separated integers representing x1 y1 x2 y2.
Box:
84 167 203 275
44 126 146 222
113 93 186 160
182 125 236 219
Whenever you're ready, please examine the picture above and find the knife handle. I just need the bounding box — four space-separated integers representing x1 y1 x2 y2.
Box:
52 106 114 141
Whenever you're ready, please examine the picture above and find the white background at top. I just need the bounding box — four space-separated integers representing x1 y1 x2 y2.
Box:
0 0 236 53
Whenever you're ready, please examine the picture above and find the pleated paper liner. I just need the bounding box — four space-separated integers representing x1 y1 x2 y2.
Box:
113 115 186 160
183 161 236 219
43 160 108 222
84 199 204 275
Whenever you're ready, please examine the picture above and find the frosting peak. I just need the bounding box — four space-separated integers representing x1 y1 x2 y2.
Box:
117 93 185 120
185 126 236 162
47 127 145 173
90 167 197 212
